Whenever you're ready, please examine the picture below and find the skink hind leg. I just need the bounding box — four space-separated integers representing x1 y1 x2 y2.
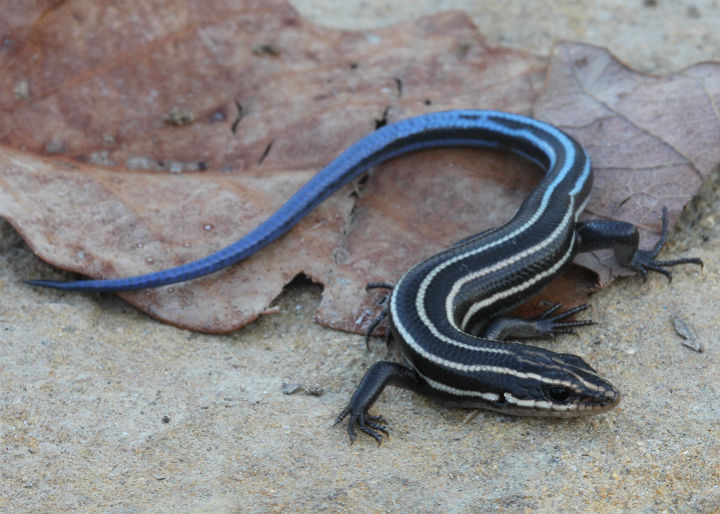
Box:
629 207 703 280
576 207 703 280
364 282 394 349
335 361 425 444
364 307 388 350
365 282 394 291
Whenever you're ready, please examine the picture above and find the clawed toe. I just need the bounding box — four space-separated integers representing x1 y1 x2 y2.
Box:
336 407 390 444
534 303 593 336
631 207 703 282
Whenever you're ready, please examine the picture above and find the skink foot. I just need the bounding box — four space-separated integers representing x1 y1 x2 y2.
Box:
631 207 703 281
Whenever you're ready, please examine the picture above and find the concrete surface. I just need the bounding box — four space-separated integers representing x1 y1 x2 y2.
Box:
2 1 720 512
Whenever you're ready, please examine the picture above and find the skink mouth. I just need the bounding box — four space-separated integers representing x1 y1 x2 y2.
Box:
581 387 621 414
463 387 622 418
604 388 622 409
540 389 621 417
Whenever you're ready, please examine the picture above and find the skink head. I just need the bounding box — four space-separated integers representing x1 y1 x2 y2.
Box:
484 348 620 417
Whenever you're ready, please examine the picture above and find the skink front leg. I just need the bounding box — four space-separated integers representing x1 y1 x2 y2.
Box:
575 207 703 280
335 361 431 444
478 303 592 341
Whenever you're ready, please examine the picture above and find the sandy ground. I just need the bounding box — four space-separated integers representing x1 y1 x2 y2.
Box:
2 1 720 512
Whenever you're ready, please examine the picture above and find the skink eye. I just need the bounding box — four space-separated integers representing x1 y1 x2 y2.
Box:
545 386 573 404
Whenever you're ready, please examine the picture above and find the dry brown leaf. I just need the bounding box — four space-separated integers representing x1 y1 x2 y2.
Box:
537 42 720 284
0 3 717 334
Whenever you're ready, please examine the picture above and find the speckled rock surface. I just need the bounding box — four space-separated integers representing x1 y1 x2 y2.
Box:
2 2 720 512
